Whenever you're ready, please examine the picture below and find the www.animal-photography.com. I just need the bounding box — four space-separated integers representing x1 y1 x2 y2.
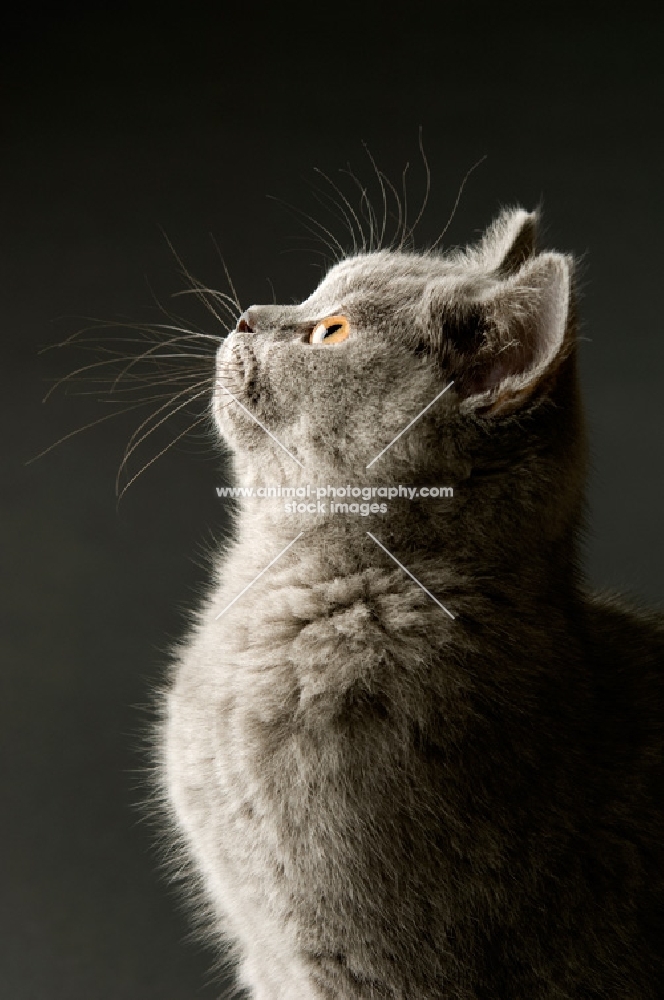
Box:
3 4 663 998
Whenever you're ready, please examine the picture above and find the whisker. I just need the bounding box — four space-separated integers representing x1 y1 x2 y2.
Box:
109 339 218 392
129 321 224 344
209 234 243 315
403 127 431 247
171 288 240 324
42 353 171 403
378 169 403 251
361 143 388 252
430 154 487 251
37 236 234 493
306 184 357 258
121 379 213 461
144 275 221 339
312 167 363 255
339 165 371 252
26 401 151 464
278 245 334 265
117 412 212 502
40 321 152 355
159 229 229 330
117 382 213 494
45 318 224 357
64 358 217 380
67 371 214 399
360 180 377 253
399 161 410 250
267 195 345 261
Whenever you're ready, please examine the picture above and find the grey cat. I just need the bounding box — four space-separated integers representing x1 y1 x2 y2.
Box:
158 207 664 998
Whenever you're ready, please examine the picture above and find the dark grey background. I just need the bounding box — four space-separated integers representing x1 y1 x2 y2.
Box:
2 3 663 998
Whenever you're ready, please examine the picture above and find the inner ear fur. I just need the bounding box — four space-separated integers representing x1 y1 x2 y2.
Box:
442 251 574 415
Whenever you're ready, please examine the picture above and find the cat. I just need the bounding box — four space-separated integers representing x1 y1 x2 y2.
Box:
157 206 664 999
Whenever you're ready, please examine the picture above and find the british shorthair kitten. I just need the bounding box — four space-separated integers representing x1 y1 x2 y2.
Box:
158 207 664 998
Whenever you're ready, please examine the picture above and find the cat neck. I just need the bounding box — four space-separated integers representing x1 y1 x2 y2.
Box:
229 495 582 613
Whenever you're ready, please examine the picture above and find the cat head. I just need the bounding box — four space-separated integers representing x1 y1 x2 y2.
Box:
214 207 580 492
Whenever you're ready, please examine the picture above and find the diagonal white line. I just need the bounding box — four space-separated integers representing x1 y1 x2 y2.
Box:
365 381 454 470
215 532 304 620
366 532 455 620
216 378 306 469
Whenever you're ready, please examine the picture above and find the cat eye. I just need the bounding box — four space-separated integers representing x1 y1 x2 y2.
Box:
308 315 350 345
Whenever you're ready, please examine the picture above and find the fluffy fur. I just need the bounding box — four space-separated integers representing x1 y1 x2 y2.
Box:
157 208 664 998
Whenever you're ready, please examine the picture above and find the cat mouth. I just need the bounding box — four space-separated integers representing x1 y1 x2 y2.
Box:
217 340 261 408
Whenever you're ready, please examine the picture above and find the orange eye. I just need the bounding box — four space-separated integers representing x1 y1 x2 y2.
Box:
308 315 350 345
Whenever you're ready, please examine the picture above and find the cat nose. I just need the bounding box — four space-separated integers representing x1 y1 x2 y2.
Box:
236 311 254 334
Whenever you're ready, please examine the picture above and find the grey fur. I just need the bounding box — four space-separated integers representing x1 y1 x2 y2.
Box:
158 208 664 998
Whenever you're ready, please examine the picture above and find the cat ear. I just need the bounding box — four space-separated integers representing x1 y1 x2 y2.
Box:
453 251 573 415
472 207 539 276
